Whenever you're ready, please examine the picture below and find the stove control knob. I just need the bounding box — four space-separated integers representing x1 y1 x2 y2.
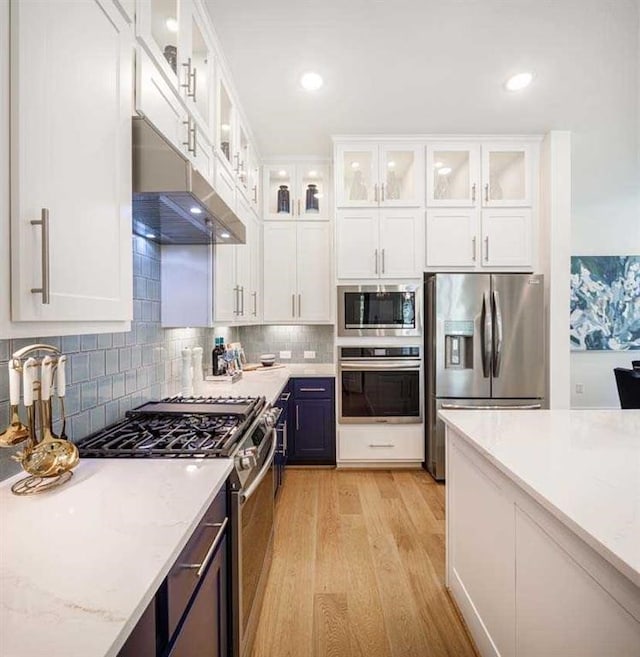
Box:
238 448 258 470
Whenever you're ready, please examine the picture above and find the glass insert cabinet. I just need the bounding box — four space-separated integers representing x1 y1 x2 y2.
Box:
263 163 331 220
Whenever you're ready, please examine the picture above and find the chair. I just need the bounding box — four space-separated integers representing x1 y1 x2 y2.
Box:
613 363 640 409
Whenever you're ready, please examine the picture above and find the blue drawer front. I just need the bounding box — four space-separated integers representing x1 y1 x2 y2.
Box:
292 377 335 399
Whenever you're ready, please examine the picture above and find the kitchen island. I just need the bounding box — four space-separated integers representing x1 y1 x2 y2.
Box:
439 409 640 657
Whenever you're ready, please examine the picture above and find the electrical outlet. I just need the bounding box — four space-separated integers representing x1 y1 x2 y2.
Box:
279 350 292 360
575 383 584 394
304 350 316 359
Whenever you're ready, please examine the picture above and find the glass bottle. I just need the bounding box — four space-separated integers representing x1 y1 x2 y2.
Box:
305 184 319 212
277 185 290 213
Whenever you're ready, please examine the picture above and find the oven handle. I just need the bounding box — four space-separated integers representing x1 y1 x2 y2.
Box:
240 429 277 504
441 403 541 410
339 361 421 371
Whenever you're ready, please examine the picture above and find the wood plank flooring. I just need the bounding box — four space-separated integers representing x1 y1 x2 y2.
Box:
251 469 478 657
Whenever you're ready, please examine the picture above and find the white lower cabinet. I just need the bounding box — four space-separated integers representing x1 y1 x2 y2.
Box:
338 425 424 463
336 209 422 279
10 0 133 324
447 430 640 657
263 222 332 323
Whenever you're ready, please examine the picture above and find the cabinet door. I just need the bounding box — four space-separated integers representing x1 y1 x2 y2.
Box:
136 0 187 94
234 197 251 321
336 211 379 279
297 223 332 322
136 47 188 153
263 163 296 220
262 223 297 322
11 0 133 322
213 244 237 323
335 144 379 207
168 535 228 657
248 214 261 322
216 75 235 174
296 163 331 220
292 398 335 463
236 120 251 198
426 144 480 207
185 3 214 135
248 148 261 214
426 209 478 268
481 209 532 269
379 144 423 207
379 209 422 278
482 144 533 207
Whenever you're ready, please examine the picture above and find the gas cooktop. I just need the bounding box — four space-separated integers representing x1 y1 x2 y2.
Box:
77 395 265 458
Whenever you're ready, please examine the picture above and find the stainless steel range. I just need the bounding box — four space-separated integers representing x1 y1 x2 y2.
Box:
77 394 281 657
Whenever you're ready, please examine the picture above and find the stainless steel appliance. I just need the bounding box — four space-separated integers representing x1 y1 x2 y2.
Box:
77 394 281 657
338 346 422 423
337 284 422 337
132 117 245 245
424 273 545 480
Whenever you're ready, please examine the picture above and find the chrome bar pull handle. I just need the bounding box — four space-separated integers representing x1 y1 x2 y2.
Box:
298 293 302 318
381 248 385 274
472 236 477 261
191 123 197 156
492 290 503 377
296 404 300 431
240 286 244 316
181 58 192 94
252 185 258 204
191 66 197 101
481 292 491 378
252 291 257 316
292 294 296 318
484 183 489 203
374 249 378 274
485 236 489 262
471 183 476 203
30 208 50 304
381 183 385 202
297 199 301 216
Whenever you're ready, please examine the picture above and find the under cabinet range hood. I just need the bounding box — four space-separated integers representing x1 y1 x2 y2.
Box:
132 117 245 245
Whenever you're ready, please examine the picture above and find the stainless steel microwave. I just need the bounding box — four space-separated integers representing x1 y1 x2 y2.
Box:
337 285 422 337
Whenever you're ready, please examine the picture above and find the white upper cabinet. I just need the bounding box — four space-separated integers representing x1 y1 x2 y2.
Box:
215 74 236 174
263 222 332 323
336 209 422 279
426 144 480 207
482 143 533 207
336 143 423 208
426 209 478 268
184 4 214 133
481 209 533 268
10 0 133 323
263 163 331 221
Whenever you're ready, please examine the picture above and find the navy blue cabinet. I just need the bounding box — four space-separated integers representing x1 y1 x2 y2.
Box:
289 378 335 465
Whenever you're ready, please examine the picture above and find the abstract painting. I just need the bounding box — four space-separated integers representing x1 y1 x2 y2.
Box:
570 256 640 350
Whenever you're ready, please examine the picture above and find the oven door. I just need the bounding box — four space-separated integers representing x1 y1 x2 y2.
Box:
231 429 276 657
338 285 421 337
338 360 422 423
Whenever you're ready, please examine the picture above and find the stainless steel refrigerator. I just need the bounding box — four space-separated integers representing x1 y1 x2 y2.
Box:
424 273 545 480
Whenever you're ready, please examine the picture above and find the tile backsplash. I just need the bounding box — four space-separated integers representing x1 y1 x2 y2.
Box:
0 237 213 482
237 325 334 364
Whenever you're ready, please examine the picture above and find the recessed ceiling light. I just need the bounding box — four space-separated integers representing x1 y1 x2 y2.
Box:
145 233 156 239
278 170 288 177
351 161 360 170
387 161 396 169
438 167 452 176
220 232 230 239
166 17 178 33
300 71 323 91
190 206 202 214
505 72 533 91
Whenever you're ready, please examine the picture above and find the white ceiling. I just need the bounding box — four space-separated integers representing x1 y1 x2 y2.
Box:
204 0 639 160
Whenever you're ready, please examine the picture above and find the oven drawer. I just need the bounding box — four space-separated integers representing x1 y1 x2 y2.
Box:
338 425 424 461
293 378 335 399
167 486 228 636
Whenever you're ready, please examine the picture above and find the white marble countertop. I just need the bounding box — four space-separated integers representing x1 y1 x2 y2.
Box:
439 409 640 587
202 363 335 404
0 458 234 657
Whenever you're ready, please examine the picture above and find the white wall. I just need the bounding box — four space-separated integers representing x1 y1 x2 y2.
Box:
570 2 640 408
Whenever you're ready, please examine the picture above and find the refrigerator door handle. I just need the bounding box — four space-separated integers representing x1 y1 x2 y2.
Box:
492 290 503 377
481 291 492 378
441 403 542 410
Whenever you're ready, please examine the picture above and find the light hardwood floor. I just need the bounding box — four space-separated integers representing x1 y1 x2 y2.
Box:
251 469 478 657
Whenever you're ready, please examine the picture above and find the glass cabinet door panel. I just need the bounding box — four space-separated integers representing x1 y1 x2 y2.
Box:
217 81 233 166
339 148 377 206
190 15 211 126
298 165 329 219
382 150 416 203
150 0 180 81
432 151 470 202
238 124 249 190
265 165 294 219
484 148 530 205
